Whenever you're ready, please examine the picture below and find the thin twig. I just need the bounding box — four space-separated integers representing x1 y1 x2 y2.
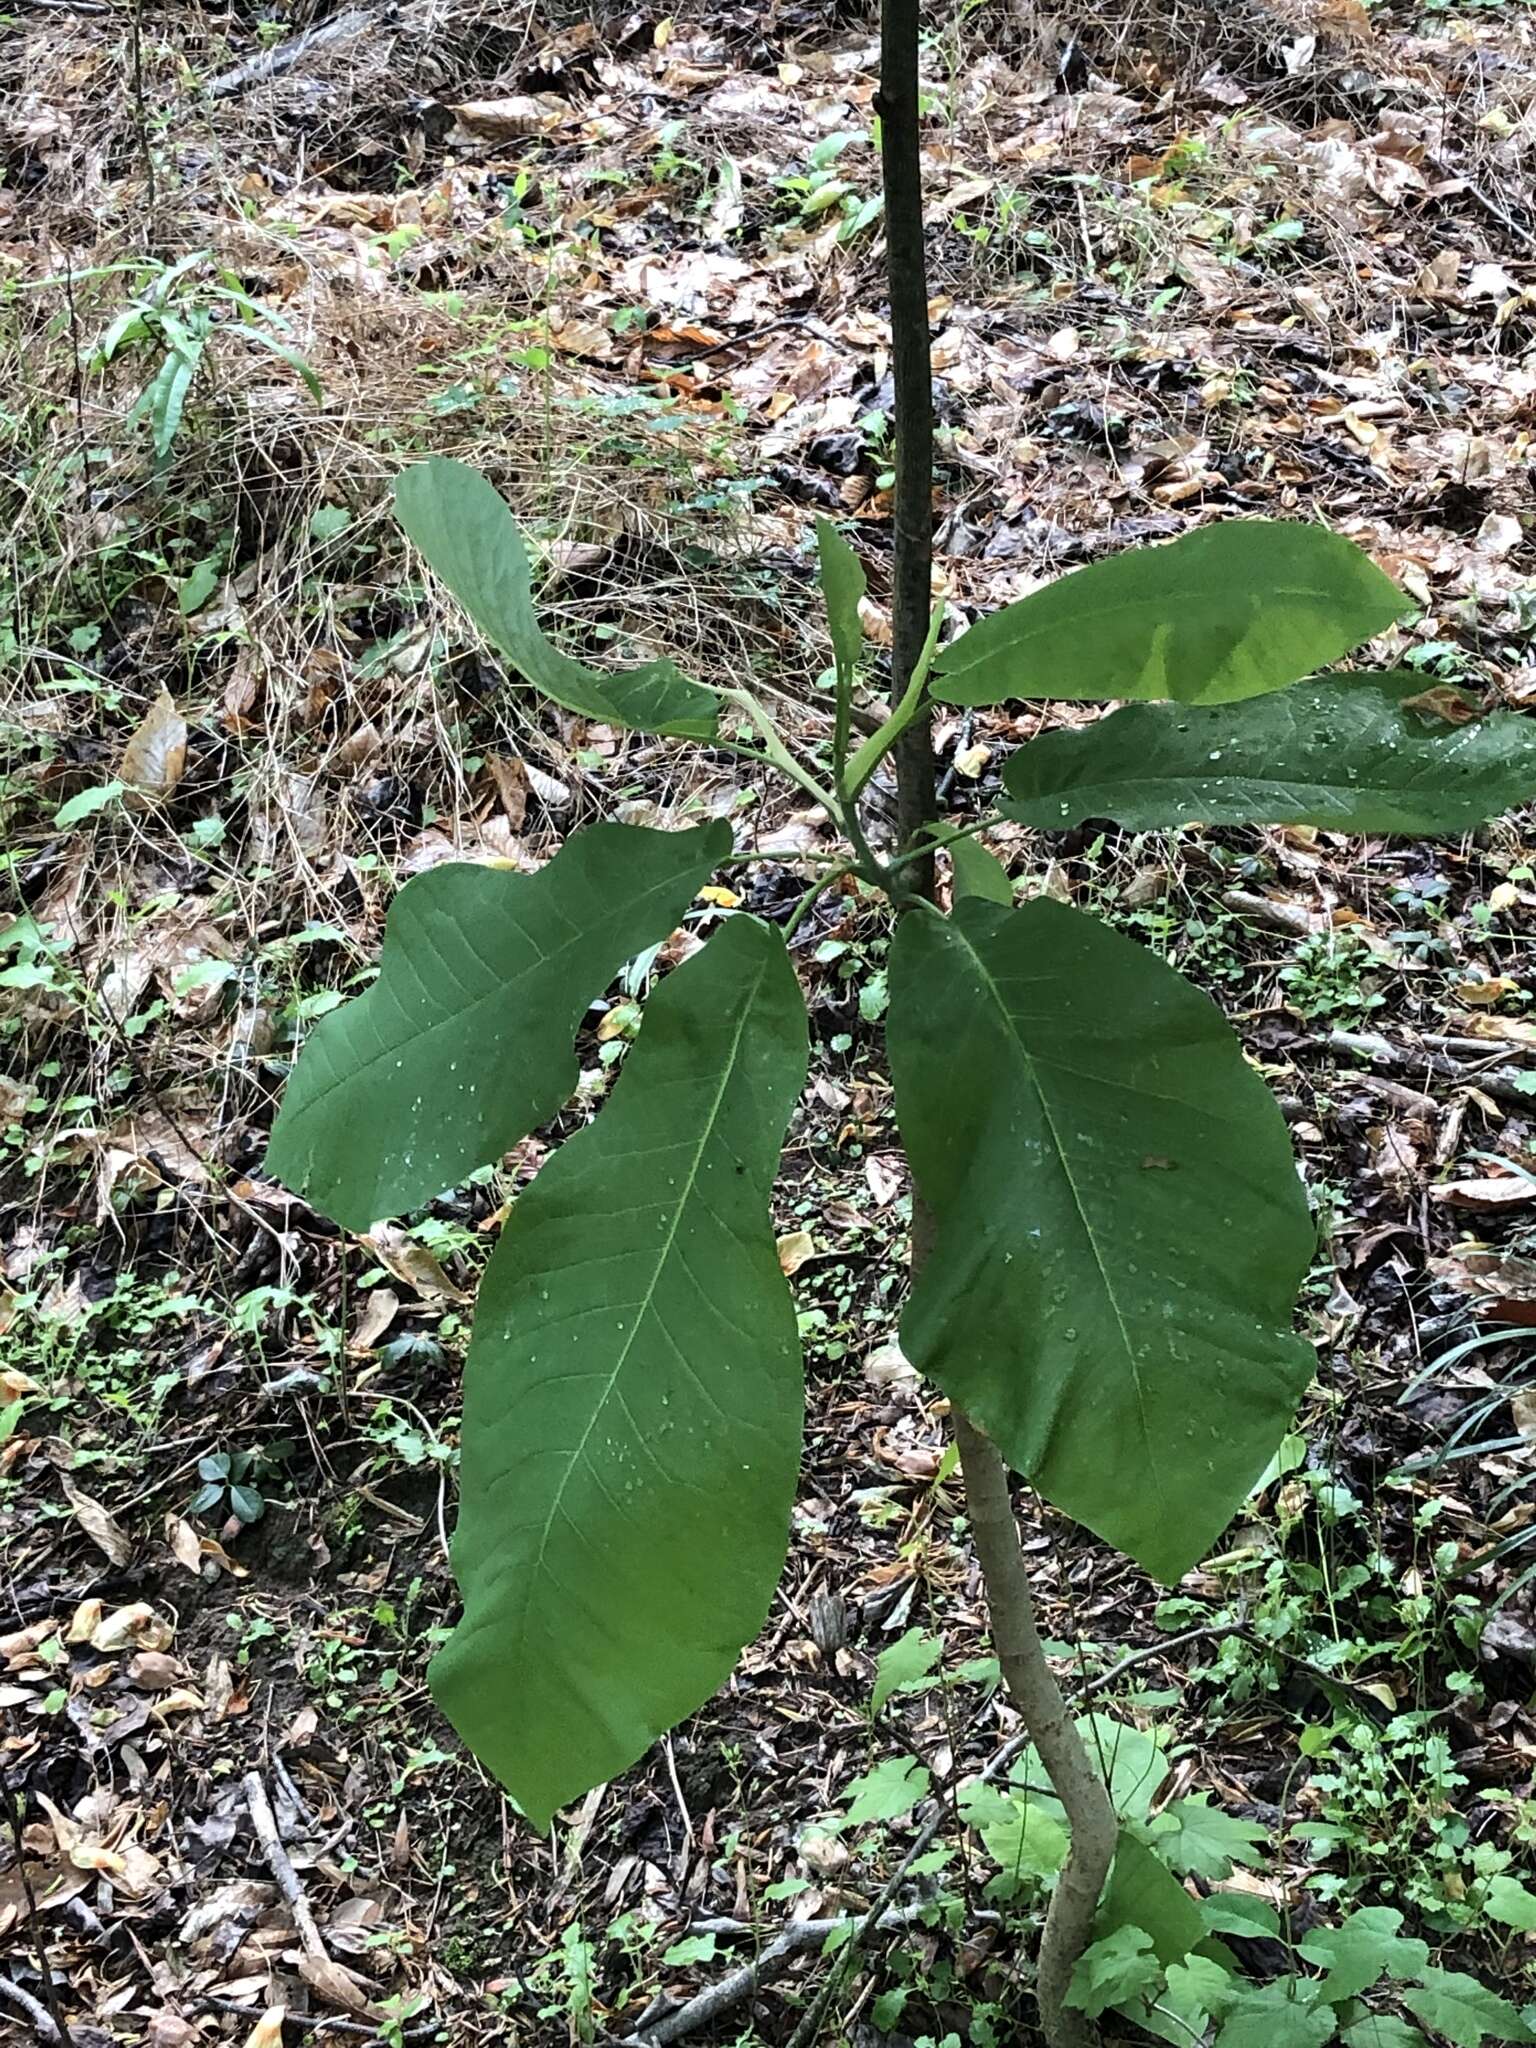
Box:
242 1772 326 1959
624 1905 949 2047
2 1783 74 2048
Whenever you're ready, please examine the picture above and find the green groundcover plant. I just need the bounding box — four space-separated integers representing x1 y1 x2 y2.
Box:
265 455 1536 2036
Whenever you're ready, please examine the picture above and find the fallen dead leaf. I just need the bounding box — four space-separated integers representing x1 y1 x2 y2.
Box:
243 2009 287 2048
298 1952 379 2017
127 1651 184 1690
361 1224 470 1303
351 1287 400 1353
61 1474 132 1566
776 1230 815 1276
1431 1175 1536 1213
165 1514 204 1574
91 1602 174 1654
1400 685 1481 727
119 689 188 807
449 95 565 141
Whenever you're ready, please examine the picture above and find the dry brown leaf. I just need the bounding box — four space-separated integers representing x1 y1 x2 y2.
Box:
776 1230 815 1276
297 1952 379 2017
0 1365 38 1402
1431 1175 1536 1213
243 2009 288 2048
450 95 565 141
1399 685 1481 727
165 1514 203 1574
361 1224 470 1303
127 1651 184 1690
65 1600 101 1646
351 1287 400 1353
61 1474 132 1566
147 2013 200 2048
91 1602 174 1654
119 689 188 807
486 755 530 832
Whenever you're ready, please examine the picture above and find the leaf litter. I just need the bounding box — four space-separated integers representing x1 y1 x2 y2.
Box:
2 0 1536 2040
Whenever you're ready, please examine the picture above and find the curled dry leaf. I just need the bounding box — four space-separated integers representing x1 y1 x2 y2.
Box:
61 1473 132 1566
243 2010 288 2048
119 689 188 808
350 1287 401 1353
91 1601 174 1654
165 1513 204 1574
361 1223 470 1303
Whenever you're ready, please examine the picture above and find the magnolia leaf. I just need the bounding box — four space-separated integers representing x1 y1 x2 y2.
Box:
267 820 727 1230
1297 1908 1429 2003
889 898 1316 1582
1150 1795 1267 1881
948 833 1013 905
1002 674 1536 834
430 915 807 1832
1201 1894 1282 1940
1217 1982 1338 2048
934 521 1407 707
394 458 718 737
844 1755 930 1825
1402 1970 1536 2047
816 517 866 693
1097 1830 1204 1966
871 1626 943 1715
1066 1926 1162 2018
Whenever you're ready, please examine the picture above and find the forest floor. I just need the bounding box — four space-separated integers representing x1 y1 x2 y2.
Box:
3 0 1536 2044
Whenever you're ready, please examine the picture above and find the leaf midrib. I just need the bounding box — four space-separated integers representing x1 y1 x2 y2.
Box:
517 945 772 1639
941 913 1172 1527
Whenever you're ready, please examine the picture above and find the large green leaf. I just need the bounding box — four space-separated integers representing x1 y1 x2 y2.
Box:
266 821 728 1230
1003 674 1536 834
933 521 1408 707
1097 1829 1205 1965
393 457 719 737
431 914 808 1831
889 897 1315 1581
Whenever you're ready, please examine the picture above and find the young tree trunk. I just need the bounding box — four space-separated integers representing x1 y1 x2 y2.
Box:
876 7 1119 2044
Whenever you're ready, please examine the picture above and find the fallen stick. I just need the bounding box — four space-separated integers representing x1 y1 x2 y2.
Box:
629 1619 1241 2048
203 5 396 100
1328 1029 1536 1112
242 1772 325 1960
623 1907 940 2047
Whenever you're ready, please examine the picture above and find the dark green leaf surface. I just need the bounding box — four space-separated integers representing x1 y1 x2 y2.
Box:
394 457 719 737
1003 674 1536 834
948 832 1013 905
890 897 1315 1581
431 915 808 1831
266 821 728 1230
933 521 1408 707
816 516 866 692
1097 1830 1205 1965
